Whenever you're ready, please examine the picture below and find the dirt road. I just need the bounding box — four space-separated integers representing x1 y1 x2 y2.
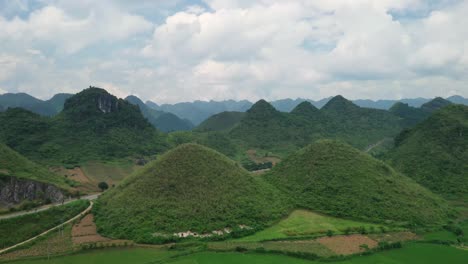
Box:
0 194 99 220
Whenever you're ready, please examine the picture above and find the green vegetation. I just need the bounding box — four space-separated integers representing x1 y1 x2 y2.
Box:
0 88 169 164
389 102 430 128
0 200 89 249
167 131 240 158
236 210 388 242
196 111 245 132
423 230 459 242
0 143 70 189
94 144 289 242
0 93 57 116
386 104 468 198
229 96 402 153
389 97 453 128
98 182 109 191
80 160 137 184
265 140 452 226
420 97 453 112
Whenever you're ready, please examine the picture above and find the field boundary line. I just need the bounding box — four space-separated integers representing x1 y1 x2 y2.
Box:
0 201 93 255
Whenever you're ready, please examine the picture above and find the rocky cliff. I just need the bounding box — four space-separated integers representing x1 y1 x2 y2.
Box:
0 176 65 207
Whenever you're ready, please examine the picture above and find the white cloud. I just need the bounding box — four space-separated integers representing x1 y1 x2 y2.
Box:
0 5 152 54
0 0 467 102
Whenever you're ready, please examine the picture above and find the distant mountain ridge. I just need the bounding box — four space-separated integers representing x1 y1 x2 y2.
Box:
1 91 467 125
147 96 467 125
125 95 193 132
0 93 73 116
146 99 253 125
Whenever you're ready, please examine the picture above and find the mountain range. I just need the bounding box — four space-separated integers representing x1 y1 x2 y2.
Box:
2 91 466 126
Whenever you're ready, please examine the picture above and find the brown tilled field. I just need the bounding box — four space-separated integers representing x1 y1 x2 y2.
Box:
72 214 130 246
51 167 99 193
317 234 378 255
72 214 110 244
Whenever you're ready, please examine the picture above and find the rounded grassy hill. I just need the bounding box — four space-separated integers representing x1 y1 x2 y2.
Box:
94 144 288 242
264 140 452 226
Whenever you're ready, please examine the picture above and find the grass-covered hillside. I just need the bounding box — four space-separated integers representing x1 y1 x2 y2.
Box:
265 140 452 226
94 144 288 242
195 111 245 132
320 96 402 149
0 88 169 164
386 105 468 198
0 143 70 189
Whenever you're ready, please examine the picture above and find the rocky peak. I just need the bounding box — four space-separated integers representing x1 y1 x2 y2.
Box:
97 92 119 113
63 86 120 116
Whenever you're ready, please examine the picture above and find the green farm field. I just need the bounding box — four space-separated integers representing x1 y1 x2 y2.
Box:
236 210 391 242
80 160 138 184
9 243 467 264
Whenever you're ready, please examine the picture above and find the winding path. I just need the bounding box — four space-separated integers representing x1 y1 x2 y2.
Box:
0 200 94 255
0 194 99 220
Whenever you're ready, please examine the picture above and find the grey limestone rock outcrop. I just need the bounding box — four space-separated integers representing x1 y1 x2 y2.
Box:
0 176 64 207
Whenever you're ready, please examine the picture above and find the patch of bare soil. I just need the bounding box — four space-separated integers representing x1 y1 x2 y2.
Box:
72 214 129 246
369 231 418 243
72 214 109 244
51 167 98 193
246 149 281 165
317 234 378 255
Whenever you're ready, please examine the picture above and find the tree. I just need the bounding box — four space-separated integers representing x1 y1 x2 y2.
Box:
98 182 109 192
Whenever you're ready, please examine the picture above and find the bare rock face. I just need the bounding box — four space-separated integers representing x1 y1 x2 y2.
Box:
97 93 119 113
0 176 64 207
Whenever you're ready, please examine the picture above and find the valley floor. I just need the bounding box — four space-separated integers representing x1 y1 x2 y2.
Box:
1 207 467 264
3 243 467 264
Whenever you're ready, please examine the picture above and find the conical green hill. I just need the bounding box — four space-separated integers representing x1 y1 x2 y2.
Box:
94 144 287 241
265 140 451 226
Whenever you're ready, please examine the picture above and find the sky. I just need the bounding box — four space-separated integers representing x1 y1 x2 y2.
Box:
0 0 467 103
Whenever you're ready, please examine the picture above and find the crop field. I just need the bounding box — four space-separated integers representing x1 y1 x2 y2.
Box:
80 160 137 186
423 230 458 242
5 248 176 264
0 224 74 262
208 239 335 257
0 200 89 250
165 243 468 264
236 210 388 242
3 238 467 264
